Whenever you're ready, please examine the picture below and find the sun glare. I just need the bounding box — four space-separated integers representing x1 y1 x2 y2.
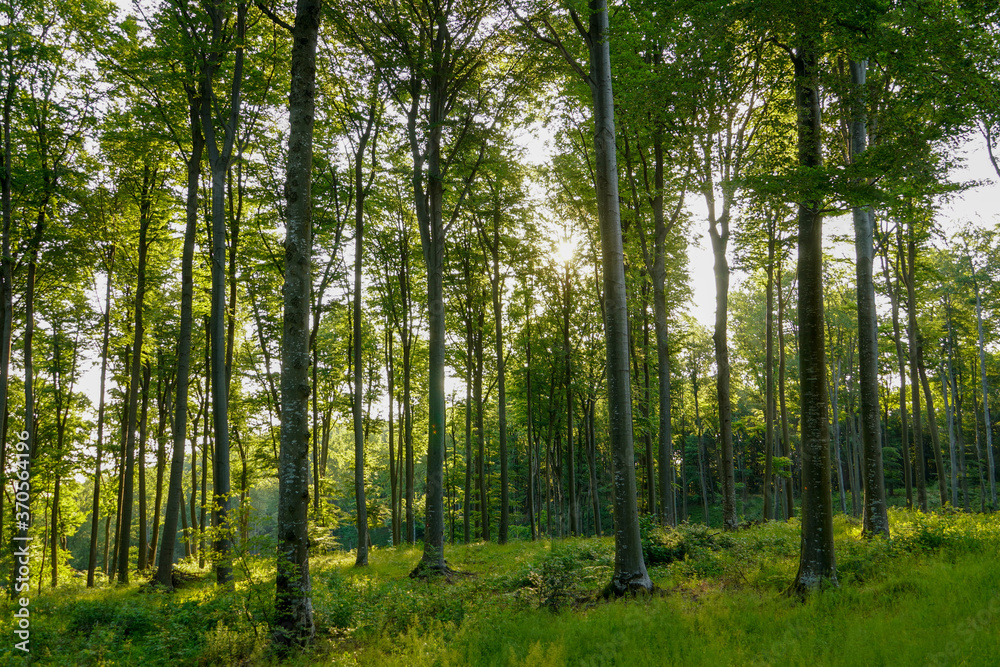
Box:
555 239 575 265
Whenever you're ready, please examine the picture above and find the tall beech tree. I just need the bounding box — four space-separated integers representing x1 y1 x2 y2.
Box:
514 0 653 594
272 0 321 648
337 0 499 576
848 56 889 537
787 16 837 593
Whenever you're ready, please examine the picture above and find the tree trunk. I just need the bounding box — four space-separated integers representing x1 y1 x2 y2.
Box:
89 246 116 586
586 397 602 536
488 212 510 544
525 291 537 540
764 227 775 521
777 255 794 518
903 225 928 512
563 268 578 535
883 247 913 509
791 41 837 593
200 1 247 586
831 360 847 514
849 59 889 536
692 361 709 525
273 0 320 647
117 166 154 584
476 307 488 541
352 107 374 568
408 48 448 572
149 361 170 566
386 328 399 545
586 0 651 596
464 327 472 544
0 57 15 588
137 361 151 571
916 329 947 506
970 258 996 509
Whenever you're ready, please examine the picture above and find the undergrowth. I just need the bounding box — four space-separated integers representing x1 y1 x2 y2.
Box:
1 509 997 665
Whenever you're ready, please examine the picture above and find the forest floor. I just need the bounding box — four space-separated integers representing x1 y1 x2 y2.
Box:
2 508 999 666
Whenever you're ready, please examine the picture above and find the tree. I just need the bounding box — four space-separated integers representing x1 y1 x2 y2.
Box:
788 17 837 594
272 0 321 648
513 0 652 594
847 55 889 537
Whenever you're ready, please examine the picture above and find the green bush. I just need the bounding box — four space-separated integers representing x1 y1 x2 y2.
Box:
524 542 611 611
640 517 726 566
68 598 157 639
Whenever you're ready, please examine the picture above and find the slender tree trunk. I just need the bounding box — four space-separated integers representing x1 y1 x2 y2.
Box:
89 247 116 586
117 167 154 584
791 40 837 593
137 362 151 571
777 257 794 518
200 1 247 586
884 250 913 509
488 214 510 544
916 329 947 506
464 330 472 544
646 133 677 527
763 228 775 521
831 360 847 514
352 109 374 568
403 335 414 545
526 293 537 540
849 59 889 535
970 260 996 509
563 269 578 535
476 308 488 541
200 320 210 568
953 359 970 511
0 55 15 586
641 285 655 519
903 225 928 512
586 397 602 536
693 363 709 525
150 364 170 565
943 368 958 507
273 0 320 646
585 0 651 595
386 329 399 545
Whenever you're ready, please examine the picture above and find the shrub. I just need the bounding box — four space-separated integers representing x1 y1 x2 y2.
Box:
524 542 610 611
68 598 157 639
640 518 725 567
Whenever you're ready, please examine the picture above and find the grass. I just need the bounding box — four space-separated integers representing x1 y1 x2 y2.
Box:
2 509 998 665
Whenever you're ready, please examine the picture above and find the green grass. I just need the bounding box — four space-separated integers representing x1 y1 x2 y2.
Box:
2 509 998 665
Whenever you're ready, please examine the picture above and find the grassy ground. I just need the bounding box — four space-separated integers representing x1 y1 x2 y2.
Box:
2 509 998 665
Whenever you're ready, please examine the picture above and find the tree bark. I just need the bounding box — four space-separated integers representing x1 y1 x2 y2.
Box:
777 255 794 518
352 107 374 568
585 0 651 595
200 0 247 586
791 41 837 593
764 225 775 521
970 256 996 509
903 224 928 512
273 0 320 647
849 59 889 536
486 207 510 544
563 267 578 535
137 361 151 571
0 45 15 579
883 245 913 509
89 246 116 586
117 165 154 584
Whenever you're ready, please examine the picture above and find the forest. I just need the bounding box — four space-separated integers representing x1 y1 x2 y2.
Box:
1 0 1000 663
